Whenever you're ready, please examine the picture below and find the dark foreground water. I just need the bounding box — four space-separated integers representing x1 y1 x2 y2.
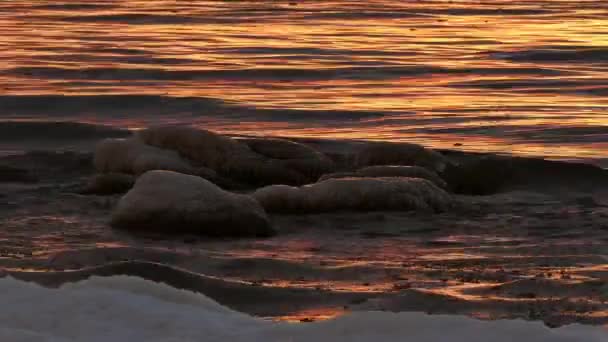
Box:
1 0 607 165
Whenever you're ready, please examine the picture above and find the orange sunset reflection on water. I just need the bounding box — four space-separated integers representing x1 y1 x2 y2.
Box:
0 0 607 164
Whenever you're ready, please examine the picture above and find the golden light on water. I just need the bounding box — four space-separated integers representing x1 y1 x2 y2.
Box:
1 1 607 163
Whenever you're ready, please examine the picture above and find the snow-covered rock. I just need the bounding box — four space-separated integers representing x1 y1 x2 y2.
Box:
137 126 251 171
242 137 334 181
319 165 447 188
138 126 333 185
356 142 447 173
253 177 452 213
94 138 193 175
111 171 274 237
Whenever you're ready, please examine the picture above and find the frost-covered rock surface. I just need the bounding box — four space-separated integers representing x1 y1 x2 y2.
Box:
94 138 193 175
0 276 604 342
137 126 251 171
111 171 274 236
242 137 335 181
138 126 332 185
356 142 448 172
319 165 447 188
253 177 452 213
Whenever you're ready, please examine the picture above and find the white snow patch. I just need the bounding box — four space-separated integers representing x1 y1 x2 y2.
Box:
0 276 604 342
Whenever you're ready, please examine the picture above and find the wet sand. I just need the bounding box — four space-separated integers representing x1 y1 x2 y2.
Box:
1 131 607 328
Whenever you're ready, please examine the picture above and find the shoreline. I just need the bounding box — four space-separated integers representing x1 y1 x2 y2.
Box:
1 122 607 327
1 120 607 168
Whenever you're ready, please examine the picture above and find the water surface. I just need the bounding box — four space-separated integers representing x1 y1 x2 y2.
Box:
1 0 607 164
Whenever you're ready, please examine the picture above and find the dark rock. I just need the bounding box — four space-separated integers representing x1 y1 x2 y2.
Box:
80 173 135 195
442 157 514 195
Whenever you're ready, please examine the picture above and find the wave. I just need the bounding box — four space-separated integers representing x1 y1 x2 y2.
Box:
29 3 117 11
0 95 387 122
8 65 448 81
8 65 565 82
492 47 608 64
214 46 412 58
448 78 608 96
413 8 553 16
32 7 554 25
34 12 283 25
0 121 131 142
412 124 608 144
37 53 199 65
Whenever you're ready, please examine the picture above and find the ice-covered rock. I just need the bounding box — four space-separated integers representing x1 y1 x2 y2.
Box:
94 138 193 175
138 126 333 185
253 177 452 213
111 171 274 237
319 165 446 188
137 126 251 171
356 142 447 173
242 137 334 180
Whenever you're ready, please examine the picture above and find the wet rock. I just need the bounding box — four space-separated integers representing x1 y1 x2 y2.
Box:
253 177 452 213
80 173 135 195
94 138 194 175
355 142 447 173
442 156 514 195
138 126 331 185
137 126 251 171
111 170 275 237
319 165 447 189
241 137 335 182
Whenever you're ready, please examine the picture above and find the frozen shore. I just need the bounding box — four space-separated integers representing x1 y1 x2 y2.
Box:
1 122 607 330
0 275 606 341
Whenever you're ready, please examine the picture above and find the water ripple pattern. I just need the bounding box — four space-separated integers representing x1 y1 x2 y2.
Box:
1 1 607 164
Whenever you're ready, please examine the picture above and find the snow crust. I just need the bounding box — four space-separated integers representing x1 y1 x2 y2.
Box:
0 276 603 342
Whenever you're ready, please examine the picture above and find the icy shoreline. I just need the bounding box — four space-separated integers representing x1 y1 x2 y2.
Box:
1 123 608 329
0 275 605 341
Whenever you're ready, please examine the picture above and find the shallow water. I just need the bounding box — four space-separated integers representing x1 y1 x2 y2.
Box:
1 0 608 163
